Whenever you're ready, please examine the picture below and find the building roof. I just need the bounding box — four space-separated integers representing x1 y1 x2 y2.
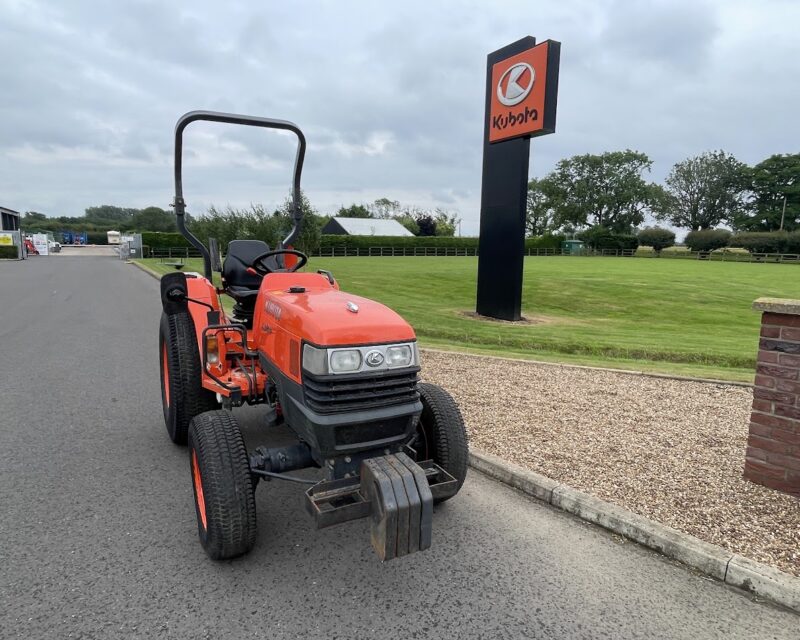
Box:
0 206 20 216
324 217 414 237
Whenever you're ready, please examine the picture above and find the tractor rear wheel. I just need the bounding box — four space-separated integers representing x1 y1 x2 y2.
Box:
414 382 469 503
188 410 257 560
159 311 217 445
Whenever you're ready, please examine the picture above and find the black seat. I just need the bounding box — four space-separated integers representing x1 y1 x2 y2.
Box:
222 240 282 301
223 240 283 326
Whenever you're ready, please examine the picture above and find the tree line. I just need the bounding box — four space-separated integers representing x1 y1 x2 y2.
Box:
19 196 461 249
527 150 799 237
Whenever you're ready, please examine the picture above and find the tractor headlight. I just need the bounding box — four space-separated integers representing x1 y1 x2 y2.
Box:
329 349 362 373
302 342 418 376
385 344 413 368
302 344 329 375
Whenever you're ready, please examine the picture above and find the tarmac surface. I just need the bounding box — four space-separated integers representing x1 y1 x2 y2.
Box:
0 255 797 639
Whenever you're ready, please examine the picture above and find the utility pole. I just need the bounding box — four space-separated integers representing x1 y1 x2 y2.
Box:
780 195 787 231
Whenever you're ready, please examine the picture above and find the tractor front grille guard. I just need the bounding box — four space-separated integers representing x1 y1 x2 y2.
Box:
201 323 261 405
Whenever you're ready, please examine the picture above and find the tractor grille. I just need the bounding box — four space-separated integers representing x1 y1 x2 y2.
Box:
303 367 420 415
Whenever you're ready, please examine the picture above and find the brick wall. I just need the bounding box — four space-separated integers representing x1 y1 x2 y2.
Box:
744 308 800 495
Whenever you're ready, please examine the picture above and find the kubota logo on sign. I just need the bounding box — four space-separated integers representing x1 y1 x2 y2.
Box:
497 63 535 106
488 40 556 143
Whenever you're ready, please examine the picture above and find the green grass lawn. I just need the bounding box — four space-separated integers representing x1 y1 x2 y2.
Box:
137 256 800 382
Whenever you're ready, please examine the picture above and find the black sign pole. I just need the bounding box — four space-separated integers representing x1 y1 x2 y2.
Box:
475 36 536 321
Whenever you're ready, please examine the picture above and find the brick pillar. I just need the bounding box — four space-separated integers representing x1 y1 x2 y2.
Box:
744 298 800 495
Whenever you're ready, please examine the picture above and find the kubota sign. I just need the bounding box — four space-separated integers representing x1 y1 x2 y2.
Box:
477 36 561 322
488 40 559 143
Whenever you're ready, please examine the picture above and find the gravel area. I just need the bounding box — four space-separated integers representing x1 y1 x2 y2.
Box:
420 349 800 577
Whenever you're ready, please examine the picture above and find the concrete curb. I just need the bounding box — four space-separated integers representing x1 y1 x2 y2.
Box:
469 449 800 613
129 259 162 280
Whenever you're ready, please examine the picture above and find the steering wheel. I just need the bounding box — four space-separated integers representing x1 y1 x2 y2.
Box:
250 248 308 275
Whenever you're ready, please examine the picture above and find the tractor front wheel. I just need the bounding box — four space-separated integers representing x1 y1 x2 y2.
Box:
414 382 469 503
159 311 217 445
188 410 257 560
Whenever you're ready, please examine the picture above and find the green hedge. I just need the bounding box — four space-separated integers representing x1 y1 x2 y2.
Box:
728 231 800 254
637 227 675 252
577 227 638 251
141 231 191 249
0 246 18 259
317 234 565 251
684 229 731 252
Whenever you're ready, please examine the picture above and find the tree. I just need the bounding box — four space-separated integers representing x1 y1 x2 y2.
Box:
684 229 731 252
130 206 177 232
545 150 663 232
84 205 138 225
394 214 419 235
658 151 749 231
637 227 675 253
733 153 800 231
415 215 437 236
336 204 373 219
273 191 322 253
371 198 401 219
526 178 553 236
433 209 459 236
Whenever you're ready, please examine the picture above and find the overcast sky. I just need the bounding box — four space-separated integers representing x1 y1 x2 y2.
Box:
1 0 798 235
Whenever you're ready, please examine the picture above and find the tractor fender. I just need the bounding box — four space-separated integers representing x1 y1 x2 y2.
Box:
160 272 189 315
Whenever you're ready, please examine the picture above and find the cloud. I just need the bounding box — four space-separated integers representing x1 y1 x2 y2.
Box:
0 0 799 235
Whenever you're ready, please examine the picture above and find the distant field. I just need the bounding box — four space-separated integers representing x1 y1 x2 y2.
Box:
137 256 800 382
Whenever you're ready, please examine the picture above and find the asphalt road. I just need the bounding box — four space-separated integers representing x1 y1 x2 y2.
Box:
0 256 796 639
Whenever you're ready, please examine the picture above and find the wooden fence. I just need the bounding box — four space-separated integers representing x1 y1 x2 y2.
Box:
147 246 800 263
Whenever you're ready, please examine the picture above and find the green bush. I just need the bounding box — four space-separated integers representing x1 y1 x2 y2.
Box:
141 232 191 249
0 246 18 259
577 227 639 251
635 245 656 257
526 234 566 250
319 235 476 250
684 229 731 252
637 227 675 252
729 231 787 254
316 234 564 252
786 231 800 254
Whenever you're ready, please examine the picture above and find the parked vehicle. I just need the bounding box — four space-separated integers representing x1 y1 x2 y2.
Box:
158 111 468 561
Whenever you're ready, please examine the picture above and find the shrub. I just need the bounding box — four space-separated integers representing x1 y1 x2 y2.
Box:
635 245 656 257
0 246 18 259
728 231 787 254
526 234 566 250
684 229 731 252
140 232 191 249
786 231 800 254
577 227 639 251
637 227 675 252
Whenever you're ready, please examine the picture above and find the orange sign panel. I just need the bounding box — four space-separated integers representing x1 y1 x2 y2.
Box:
489 40 556 143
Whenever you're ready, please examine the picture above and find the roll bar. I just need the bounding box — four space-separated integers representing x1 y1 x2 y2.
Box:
172 110 307 279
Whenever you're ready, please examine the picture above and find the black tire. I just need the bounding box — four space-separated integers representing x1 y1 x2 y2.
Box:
159 311 217 445
414 382 469 502
188 410 257 560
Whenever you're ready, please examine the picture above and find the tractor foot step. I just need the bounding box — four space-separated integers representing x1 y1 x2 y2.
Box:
304 453 456 560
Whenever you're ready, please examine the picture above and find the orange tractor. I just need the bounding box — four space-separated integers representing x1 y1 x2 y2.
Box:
159 111 468 561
